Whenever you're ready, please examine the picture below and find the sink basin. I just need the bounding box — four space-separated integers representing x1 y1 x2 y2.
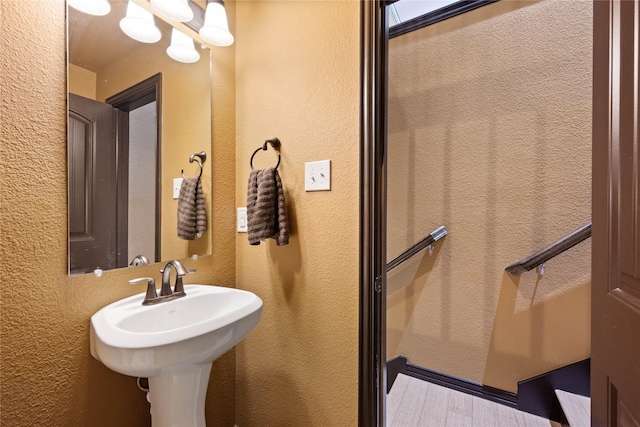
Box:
90 284 262 426
90 284 262 376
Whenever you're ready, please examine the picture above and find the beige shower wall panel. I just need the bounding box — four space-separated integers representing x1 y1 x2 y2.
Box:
387 0 592 393
234 1 360 425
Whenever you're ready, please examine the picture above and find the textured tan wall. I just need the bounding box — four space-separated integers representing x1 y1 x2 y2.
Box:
0 1 236 425
387 0 592 393
68 63 96 99
234 1 360 425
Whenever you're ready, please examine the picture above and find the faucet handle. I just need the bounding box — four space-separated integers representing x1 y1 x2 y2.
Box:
129 277 157 305
174 269 195 295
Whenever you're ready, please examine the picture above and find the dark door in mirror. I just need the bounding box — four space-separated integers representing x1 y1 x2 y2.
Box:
68 76 161 275
68 94 117 274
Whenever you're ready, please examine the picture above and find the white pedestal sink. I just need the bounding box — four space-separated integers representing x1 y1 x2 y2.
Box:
90 284 262 427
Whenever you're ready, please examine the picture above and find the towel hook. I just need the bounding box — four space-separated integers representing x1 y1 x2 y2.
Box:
250 137 281 170
182 151 207 179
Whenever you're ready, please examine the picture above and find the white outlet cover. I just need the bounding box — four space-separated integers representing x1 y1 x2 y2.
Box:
305 160 331 191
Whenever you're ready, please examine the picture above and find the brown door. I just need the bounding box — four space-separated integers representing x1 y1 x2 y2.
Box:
592 0 640 425
68 94 117 274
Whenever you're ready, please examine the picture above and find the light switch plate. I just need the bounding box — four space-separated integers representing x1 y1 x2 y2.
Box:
173 178 183 199
305 160 331 191
237 207 248 232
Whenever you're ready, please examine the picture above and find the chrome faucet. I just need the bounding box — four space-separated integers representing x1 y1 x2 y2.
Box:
129 255 150 266
160 260 190 297
128 260 194 305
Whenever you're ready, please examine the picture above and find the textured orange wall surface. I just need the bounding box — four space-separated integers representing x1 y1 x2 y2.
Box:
387 0 592 392
68 63 96 99
0 1 236 425
234 1 360 425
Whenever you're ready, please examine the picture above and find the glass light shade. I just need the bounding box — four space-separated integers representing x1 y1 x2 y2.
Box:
151 0 194 23
68 0 111 16
119 1 162 44
199 1 234 47
166 28 200 63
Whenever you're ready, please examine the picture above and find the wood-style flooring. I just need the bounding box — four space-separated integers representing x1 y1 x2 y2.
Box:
387 374 562 427
555 389 590 427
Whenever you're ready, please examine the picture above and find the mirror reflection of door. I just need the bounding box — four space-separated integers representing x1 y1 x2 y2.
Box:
68 74 161 274
68 94 117 274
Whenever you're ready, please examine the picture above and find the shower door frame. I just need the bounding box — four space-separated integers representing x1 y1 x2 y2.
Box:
359 0 388 426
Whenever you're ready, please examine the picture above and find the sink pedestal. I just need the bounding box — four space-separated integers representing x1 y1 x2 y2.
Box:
148 363 212 427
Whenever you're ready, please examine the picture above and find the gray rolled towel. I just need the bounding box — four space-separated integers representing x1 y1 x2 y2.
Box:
177 177 207 240
247 167 289 246
195 179 206 237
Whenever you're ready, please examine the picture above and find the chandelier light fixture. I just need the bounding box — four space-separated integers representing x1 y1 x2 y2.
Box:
150 0 194 23
166 28 201 63
70 0 235 63
199 0 234 47
119 0 162 44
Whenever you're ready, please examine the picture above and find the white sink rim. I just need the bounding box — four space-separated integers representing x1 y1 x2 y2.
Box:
90 284 263 349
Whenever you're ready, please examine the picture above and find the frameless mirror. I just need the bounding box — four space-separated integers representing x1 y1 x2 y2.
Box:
67 0 212 275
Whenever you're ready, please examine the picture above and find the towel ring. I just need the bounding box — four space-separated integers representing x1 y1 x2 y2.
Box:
250 137 281 170
182 151 207 179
